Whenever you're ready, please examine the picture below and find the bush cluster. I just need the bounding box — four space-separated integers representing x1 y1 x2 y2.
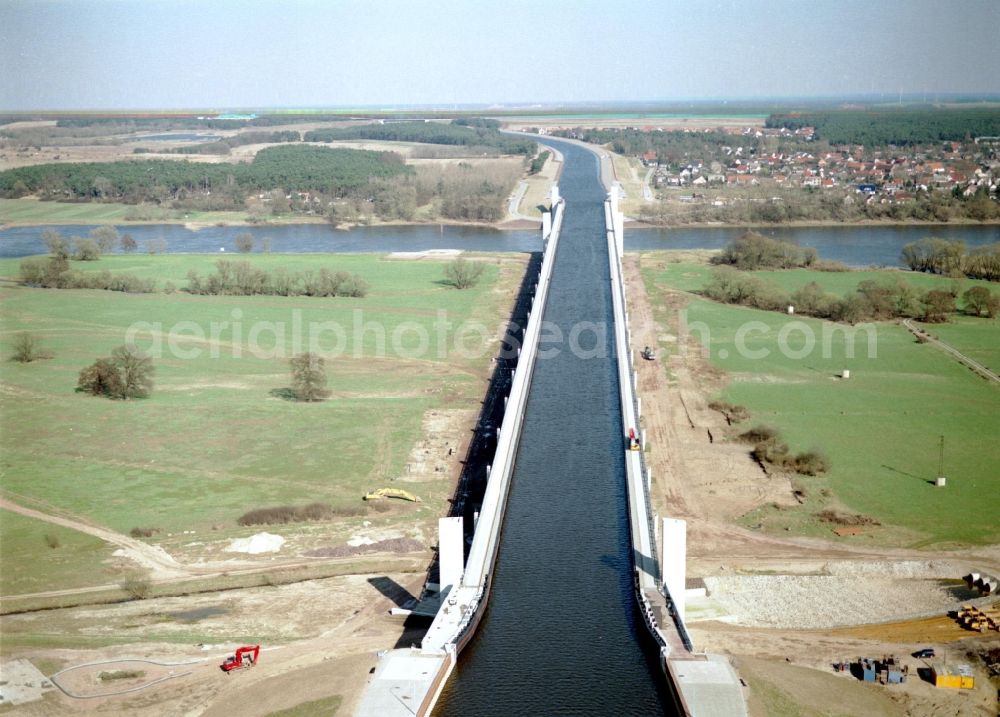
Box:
902 238 1000 282
20 256 156 292
237 502 334 526
186 260 368 297
704 267 996 324
711 231 817 270
77 345 154 400
740 425 831 476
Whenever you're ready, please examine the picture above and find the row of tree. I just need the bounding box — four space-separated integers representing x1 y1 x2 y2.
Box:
303 120 535 155
134 130 301 155
185 260 368 297
20 255 157 292
901 239 1000 281
704 266 998 323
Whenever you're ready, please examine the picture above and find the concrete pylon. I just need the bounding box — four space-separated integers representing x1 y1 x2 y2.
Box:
660 517 687 622
438 516 465 597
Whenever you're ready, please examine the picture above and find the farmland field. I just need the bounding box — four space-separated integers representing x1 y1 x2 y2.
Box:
639 253 1000 546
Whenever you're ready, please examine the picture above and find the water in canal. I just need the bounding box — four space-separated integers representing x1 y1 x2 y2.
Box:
434 139 673 715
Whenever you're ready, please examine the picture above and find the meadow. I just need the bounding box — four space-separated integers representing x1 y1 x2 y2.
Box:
0 253 523 593
640 253 1000 546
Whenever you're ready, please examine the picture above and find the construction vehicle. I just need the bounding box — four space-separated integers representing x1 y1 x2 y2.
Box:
363 488 422 502
220 645 259 673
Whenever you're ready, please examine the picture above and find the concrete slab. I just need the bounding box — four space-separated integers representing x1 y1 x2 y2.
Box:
0 659 54 706
670 654 748 717
355 649 450 717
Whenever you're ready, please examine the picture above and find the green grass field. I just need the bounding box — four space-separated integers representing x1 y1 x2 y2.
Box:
0 197 325 226
0 253 520 594
640 254 1000 547
0 511 116 595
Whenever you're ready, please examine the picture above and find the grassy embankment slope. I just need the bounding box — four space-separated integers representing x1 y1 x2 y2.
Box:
0 253 523 595
639 253 1000 547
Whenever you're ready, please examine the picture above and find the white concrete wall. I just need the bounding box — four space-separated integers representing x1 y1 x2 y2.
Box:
438 516 465 596
660 517 687 622
422 197 565 653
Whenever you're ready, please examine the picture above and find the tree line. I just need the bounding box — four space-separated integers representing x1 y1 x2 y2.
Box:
704 266 997 323
186 260 368 297
766 108 1000 146
303 120 535 156
901 238 1000 281
0 145 412 202
134 130 301 155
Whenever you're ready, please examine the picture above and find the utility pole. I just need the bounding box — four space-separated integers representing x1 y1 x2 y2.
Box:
936 435 946 487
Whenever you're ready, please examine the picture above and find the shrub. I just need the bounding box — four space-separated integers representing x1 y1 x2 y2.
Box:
10 332 51 363
44 533 60 549
119 574 152 600
738 425 779 444
707 400 750 424
444 258 485 289
235 233 254 253
793 451 831 476
99 670 145 682
77 345 154 399
73 238 102 261
711 231 813 270
237 502 334 526
129 527 159 538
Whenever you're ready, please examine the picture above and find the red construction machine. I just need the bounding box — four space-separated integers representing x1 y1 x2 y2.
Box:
220 645 260 673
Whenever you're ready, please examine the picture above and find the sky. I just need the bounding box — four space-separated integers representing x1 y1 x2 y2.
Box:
2 0 999 111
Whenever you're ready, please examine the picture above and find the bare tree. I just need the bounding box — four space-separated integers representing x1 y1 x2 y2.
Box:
444 258 485 289
73 237 101 261
42 228 69 259
90 226 120 254
10 332 49 363
290 352 330 402
121 234 138 253
235 233 254 253
112 345 155 399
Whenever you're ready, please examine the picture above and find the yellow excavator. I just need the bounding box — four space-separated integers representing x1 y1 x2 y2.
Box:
363 488 422 502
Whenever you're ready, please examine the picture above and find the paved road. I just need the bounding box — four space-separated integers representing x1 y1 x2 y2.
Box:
506 179 531 220
642 167 655 201
902 319 1000 384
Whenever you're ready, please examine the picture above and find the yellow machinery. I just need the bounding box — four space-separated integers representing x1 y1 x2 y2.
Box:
363 488 422 502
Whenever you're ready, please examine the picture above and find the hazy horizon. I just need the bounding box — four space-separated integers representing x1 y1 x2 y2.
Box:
2 0 1000 112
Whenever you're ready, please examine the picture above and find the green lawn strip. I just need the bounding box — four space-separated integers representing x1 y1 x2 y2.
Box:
642 258 1000 546
0 198 322 226
0 511 116 595
925 316 1000 372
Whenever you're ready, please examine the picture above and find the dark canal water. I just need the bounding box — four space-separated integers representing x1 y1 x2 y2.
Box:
433 138 672 715
3 218 996 267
